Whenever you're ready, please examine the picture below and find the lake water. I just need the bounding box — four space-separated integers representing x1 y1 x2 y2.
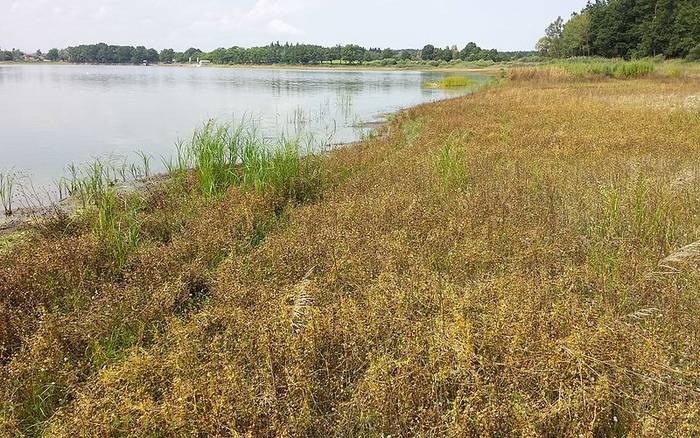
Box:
0 64 486 186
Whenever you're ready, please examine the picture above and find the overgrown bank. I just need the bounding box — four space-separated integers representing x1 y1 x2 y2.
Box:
2 67 700 436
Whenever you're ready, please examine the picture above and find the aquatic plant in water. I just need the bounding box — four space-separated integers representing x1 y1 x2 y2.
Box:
0 171 15 216
424 76 476 88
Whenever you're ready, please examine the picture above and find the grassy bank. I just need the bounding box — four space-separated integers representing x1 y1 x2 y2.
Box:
508 58 700 81
2 67 700 436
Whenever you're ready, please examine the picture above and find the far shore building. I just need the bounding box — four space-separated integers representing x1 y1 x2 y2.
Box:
23 53 42 62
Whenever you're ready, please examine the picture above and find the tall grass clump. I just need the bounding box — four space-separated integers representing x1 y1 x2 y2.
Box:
0 171 15 216
185 121 323 203
135 151 152 178
507 66 570 81
436 135 467 190
509 58 656 81
186 122 243 197
91 188 143 267
62 159 118 208
58 156 151 267
611 60 655 78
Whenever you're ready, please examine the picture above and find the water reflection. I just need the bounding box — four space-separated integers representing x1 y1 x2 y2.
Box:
0 64 487 185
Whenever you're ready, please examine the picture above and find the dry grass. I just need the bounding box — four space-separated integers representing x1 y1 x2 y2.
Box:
2 73 700 436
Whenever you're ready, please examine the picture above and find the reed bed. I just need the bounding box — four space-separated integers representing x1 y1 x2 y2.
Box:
2 73 700 437
0 172 15 216
509 58 659 81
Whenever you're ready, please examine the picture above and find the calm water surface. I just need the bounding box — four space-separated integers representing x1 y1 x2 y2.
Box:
0 64 485 185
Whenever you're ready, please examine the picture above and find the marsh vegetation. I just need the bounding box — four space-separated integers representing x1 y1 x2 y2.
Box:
1 62 700 436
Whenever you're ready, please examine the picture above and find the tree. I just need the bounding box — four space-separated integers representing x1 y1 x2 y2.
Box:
327 45 342 62
440 46 453 62
183 47 202 63
421 44 435 61
667 1 700 57
459 42 480 60
550 0 700 59
131 46 147 63
450 45 460 60
146 49 158 63
16 41 529 67
381 48 394 60
536 37 552 56
159 49 175 63
539 16 564 57
46 48 60 61
561 12 591 57
11 49 24 61
341 44 365 64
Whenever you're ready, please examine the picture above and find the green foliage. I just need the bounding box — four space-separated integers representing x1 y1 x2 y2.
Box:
436 136 467 189
159 48 175 64
688 44 700 61
547 0 700 59
89 321 145 370
421 44 435 61
59 43 160 64
561 12 592 57
565 59 655 78
92 188 143 268
537 16 565 57
340 44 366 64
460 42 479 60
46 48 60 61
177 121 323 203
509 58 657 81
16 373 62 436
0 48 24 61
612 60 656 78
3 40 537 66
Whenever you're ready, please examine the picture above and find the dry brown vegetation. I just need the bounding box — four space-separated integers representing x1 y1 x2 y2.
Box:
2 72 700 437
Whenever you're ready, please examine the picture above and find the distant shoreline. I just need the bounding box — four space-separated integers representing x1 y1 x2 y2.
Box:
0 60 507 74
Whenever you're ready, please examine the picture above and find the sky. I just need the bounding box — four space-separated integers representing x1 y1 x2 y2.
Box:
1 0 588 53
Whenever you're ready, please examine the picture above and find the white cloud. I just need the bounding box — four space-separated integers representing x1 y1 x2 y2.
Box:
246 0 310 20
267 19 303 36
183 0 308 42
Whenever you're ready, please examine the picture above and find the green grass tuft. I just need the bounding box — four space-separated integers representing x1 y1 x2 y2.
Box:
425 76 477 88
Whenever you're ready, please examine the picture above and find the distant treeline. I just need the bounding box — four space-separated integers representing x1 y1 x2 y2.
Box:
538 0 700 59
197 42 534 65
2 42 536 66
0 48 25 61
